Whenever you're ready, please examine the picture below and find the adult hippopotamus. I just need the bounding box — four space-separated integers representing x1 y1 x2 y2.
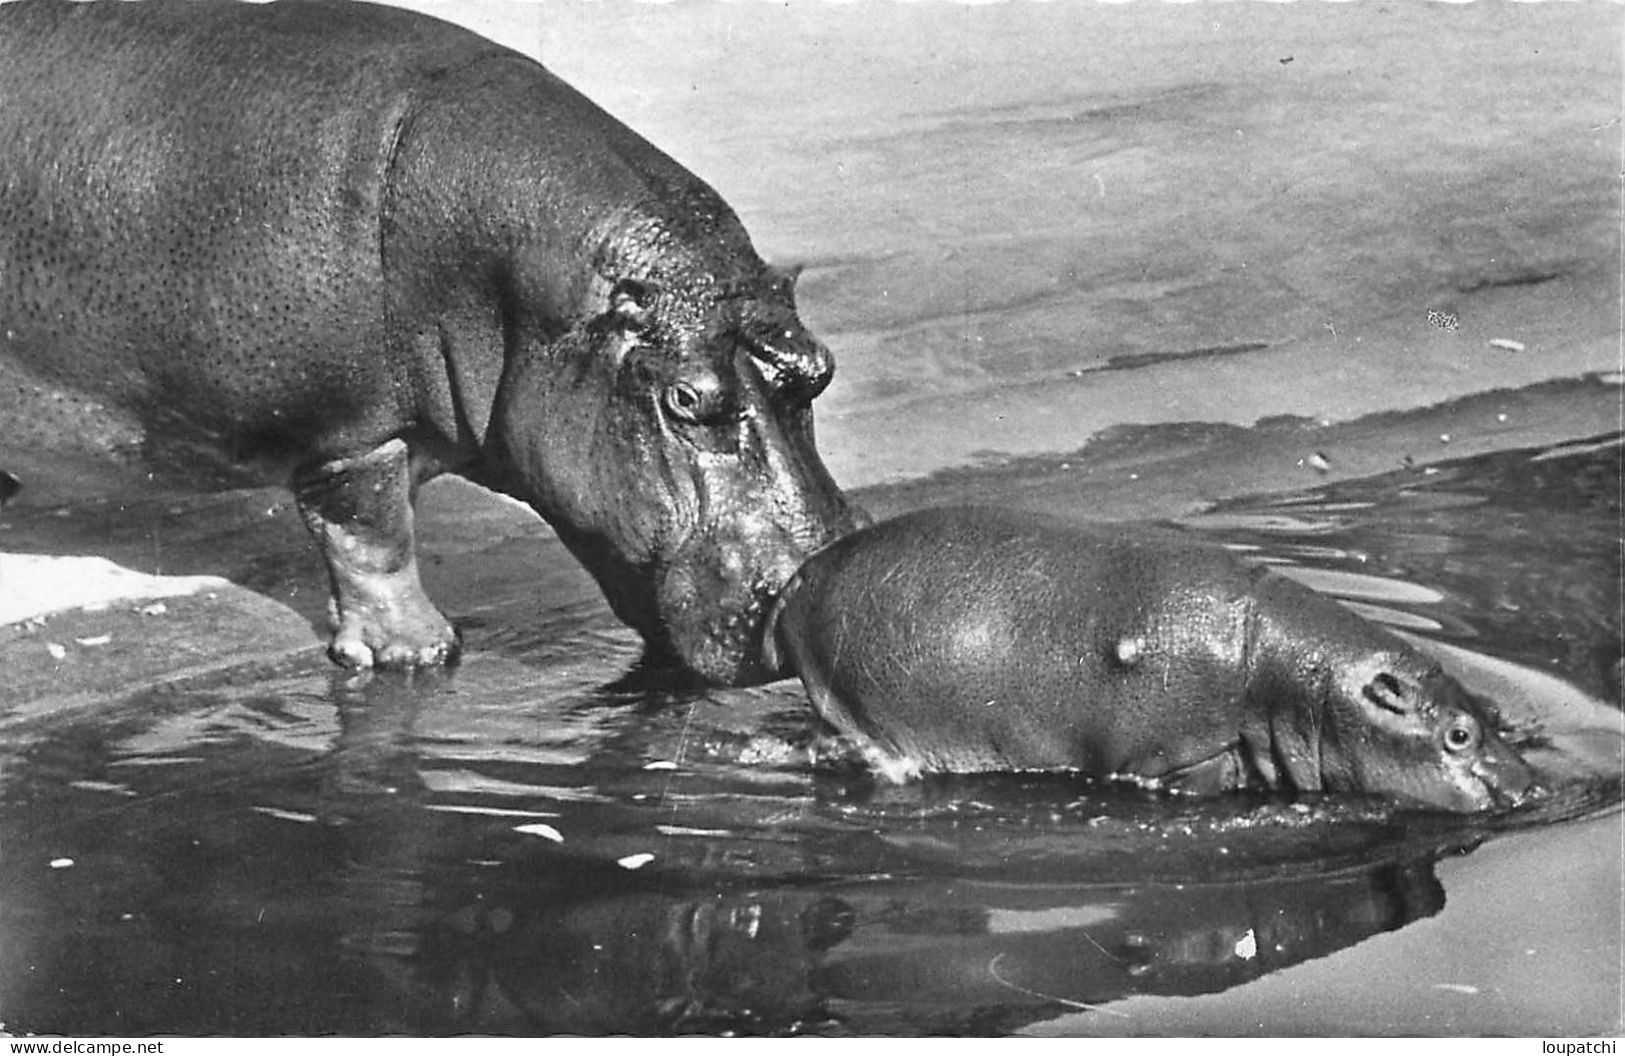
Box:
0 0 861 683
765 506 1539 812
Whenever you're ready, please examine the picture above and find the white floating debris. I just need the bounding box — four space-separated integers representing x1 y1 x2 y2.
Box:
137 602 169 617
49 857 74 869
1234 928 1258 960
1433 983 1480 995
421 804 562 820
74 634 112 647
1487 338 1525 353
514 823 564 843
642 760 678 771
654 825 731 838
69 780 136 797
250 806 319 824
617 852 656 870
1439 434 1451 444
1496 413 1508 423
46 642 67 660
1302 451 1332 474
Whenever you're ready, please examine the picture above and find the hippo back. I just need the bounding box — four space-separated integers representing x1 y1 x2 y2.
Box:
771 506 1269 776
0 0 508 463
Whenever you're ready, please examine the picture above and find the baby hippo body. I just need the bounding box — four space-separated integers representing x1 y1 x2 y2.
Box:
765 506 1537 813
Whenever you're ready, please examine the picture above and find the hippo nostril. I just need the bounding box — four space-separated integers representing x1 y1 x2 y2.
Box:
1477 757 1543 811
1493 781 1538 812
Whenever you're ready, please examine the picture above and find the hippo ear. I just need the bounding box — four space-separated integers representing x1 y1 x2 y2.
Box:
749 328 834 404
607 278 658 333
1362 672 1414 717
769 263 805 300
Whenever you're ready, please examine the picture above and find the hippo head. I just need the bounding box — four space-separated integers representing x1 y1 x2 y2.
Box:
1320 657 1539 812
1248 576 1540 813
487 267 861 686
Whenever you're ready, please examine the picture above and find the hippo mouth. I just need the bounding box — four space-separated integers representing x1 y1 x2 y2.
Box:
1474 763 1542 812
653 506 862 687
705 578 786 682
646 567 799 687
758 582 796 681
668 522 857 687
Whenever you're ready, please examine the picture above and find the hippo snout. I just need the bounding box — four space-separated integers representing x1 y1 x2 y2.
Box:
1475 742 1544 811
653 502 864 686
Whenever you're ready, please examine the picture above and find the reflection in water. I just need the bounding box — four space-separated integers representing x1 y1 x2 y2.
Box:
0 670 1473 1037
0 437 1620 1035
417 845 1451 1035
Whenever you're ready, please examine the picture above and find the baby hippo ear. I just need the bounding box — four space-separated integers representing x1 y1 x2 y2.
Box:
1362 671 1416 717
607 278 659 333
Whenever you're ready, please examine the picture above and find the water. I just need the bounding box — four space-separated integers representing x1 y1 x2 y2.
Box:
2 435 1619 1036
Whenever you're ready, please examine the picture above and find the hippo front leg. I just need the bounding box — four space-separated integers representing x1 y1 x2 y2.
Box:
294 438 459 669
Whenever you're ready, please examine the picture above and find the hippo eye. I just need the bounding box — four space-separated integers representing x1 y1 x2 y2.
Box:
662 380 728 425
1443 717 1481 754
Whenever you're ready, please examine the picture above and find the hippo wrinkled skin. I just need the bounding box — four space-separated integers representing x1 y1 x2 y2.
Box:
767 506 1539 813
0 0 861 683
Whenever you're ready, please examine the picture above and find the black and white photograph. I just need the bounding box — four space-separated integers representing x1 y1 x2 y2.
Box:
0 0 1619 1039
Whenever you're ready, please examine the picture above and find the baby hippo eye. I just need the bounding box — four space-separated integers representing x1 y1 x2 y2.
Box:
662 376 730 425
1443 716 1481 754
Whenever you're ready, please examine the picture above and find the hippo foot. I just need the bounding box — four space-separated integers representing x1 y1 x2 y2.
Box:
295 438 462 670
325 586 461 670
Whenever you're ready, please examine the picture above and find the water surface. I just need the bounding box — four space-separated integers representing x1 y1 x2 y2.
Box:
2 435 1619 1036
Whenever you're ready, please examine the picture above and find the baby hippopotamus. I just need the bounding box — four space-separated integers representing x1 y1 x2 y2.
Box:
764 506 1538 813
